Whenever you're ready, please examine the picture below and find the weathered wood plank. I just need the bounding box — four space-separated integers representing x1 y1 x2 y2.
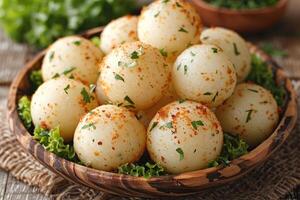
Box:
0 170 8 200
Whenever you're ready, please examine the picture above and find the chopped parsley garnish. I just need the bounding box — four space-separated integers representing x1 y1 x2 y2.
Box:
82 123 96 130
150 122 158 132
33 126 77 162
131 51 139 59
208 133 249 167
191 120 204 130
245 109 254 123
114 73 125 82
52 73 60 78
118 162 165 178
233 43 240 55
17 96 32 130
29 70 43 90
49 51 55 62
190 51 196 56
154 11 160 17
63 67 76 75
72 40 81 46
204 92 212 96
246 54 285 106
124 96 135 108
81 88 93 103
178 27 188 33
248 89 258 93
212 47 218 53
64 84 70 94
178 99 186 103
202 36 209 40
164 122 173 129
212 91 219 102
177 63 182 71
176 2 182 7
159 48 168 57
176 148 184 161
162 0 170 3
184 65 188 75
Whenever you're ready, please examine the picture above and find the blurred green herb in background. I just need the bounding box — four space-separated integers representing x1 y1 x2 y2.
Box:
0 0 136 48
260 42 288 58
204 0 279 9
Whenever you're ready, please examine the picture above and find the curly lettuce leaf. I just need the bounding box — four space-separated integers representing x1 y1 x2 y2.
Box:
208 133 249 167
118 162 166 178
33 126 77 162
17 96 32 130
247 54 285 106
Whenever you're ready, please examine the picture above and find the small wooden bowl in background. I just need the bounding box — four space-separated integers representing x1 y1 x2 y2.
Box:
190 0 289 33
7 27 297 198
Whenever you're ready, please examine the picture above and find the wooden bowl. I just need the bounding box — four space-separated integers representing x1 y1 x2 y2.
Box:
190 0 288 33
7 27 297 198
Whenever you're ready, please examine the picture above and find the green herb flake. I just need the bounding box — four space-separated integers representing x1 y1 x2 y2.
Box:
233 43 240 55
164 122 173 129
162 0 170 3
190 51 196 56
64 84 70 94
176 2 182 7
17 96 32 130
63 67 76 75
52 73 60 78
184 65 188 75
212 91 219 102
118 162 165 178
159 48 168 57
90 36 101 47
177 63 182 71
245 109 254 123
114 73 125 82
150 122 158 132
124 96 135 107
191 120 204 130
178 99 186 104
212 47 218 53
204 92 212 96
82 123 96 130
248 89 258 93
49 51 55 62
176 148 184 161
178 27 188 33
73 40 81 46
81 88 92 104
202 36 209 40
154 11 160 17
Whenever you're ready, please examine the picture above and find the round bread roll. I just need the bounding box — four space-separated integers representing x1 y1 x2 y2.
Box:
100 15 138 54
31 78 98 142
200 27 251 82
42 36 104 85
74 105 146 171
147 101 223 174
172 44 237 107
138 0 202 60
97 41 169 110
215 83 279 147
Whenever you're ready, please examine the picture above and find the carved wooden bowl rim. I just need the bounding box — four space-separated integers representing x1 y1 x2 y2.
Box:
7 27 298 197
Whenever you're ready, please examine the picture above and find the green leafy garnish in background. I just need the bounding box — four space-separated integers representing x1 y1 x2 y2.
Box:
29 70 43 90
17 96 32 130
204 0 279 9
247 54 285 106
208 133 249 167
0 0 137 48
118 162 166 178
260 42 288 58
90 36 101 47
33 126 77 162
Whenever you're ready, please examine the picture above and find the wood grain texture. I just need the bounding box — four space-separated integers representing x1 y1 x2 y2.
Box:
6 27 298 198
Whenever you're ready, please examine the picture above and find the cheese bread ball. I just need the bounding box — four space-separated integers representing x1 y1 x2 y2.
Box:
138 0 202 59
200 27 251 82
31 78 98 142
147 101 223 174
42 36 104 85
216 83 279 147
172 44 237 107
74 105 146 171
98 41 169 110
100 15 138 54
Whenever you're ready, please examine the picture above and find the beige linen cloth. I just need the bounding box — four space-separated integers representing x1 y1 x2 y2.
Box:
0 29 300 199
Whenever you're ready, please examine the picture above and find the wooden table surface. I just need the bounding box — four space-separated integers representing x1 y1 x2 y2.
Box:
0 1 300 199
